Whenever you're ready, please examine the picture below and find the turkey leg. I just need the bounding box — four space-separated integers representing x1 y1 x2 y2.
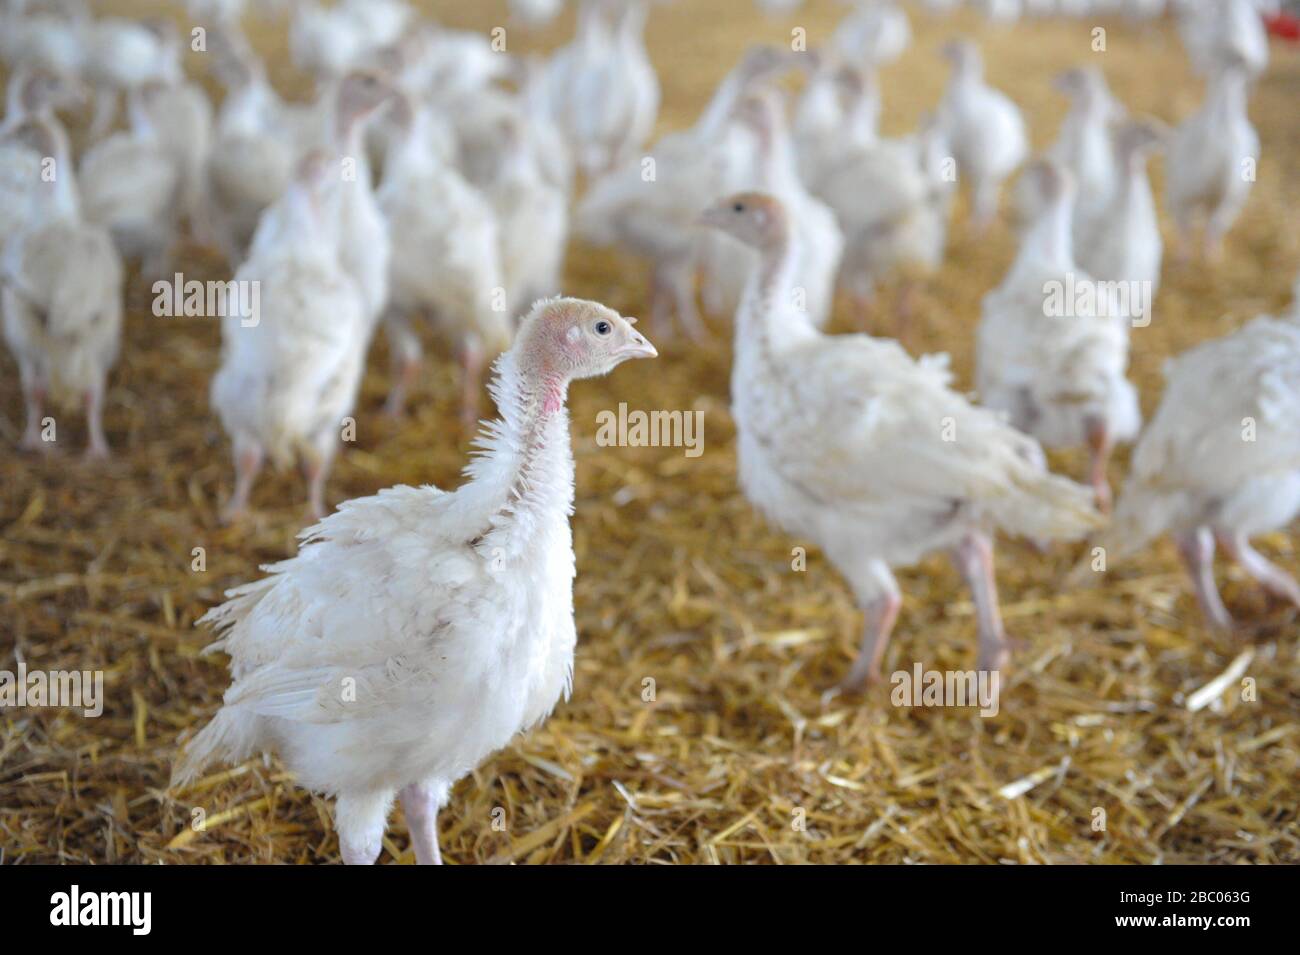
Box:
952 531 1012 672
1175 527 1232 630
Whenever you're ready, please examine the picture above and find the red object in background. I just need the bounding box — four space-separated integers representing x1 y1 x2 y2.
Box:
1264 13 1300 41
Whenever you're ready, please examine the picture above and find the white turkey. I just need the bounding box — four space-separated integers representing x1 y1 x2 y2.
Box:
203 25 299 265
1 111 124 459
341 0 411 48
0 70 83 245
377 98 511 422
785 58 878 189
483 114 568 323
541 0 659 175
578 46 803 339
448 70 574 202
1177 0 1269 79
172 297 656 866
503 58 576 200
1075 118 1165 296
1098 285 1300 630
78 85 185 277
359 30 453 181
317 71 401 334
977 160 1141 511
832 1 912 67
721 89 842 329
399 24 517 101
602 0 659 171
362 27 539 200
701 191 1101 688
1013 66 1124 242
1166 55 1259 262
937 39 1028 231
697 57 829 323
209 153 368 523
82 16 182 141
539 0 611 174
793 58 881 190
289 0 411 91
808 71 952 323
140 80 215 247
0 1 86 84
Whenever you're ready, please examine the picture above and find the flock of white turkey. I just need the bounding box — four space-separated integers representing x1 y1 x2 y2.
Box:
2 0 1298 865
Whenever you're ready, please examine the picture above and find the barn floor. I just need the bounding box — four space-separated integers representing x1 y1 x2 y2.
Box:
2 0 1298 864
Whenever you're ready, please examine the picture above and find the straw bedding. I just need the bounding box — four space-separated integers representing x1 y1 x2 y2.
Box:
1 0 1297 864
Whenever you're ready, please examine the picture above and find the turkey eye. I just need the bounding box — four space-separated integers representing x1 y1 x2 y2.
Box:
733 202 744 212
595 320 611 335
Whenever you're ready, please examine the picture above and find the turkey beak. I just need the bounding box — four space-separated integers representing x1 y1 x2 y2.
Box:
618 324 658 361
